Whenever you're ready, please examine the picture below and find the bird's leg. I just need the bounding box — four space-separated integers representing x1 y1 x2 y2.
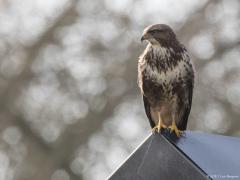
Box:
152 112 167 133
168 115 183 137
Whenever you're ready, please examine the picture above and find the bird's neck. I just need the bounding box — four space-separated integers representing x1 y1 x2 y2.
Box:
148 44 172 61
142 43 186 72
152 44 169 56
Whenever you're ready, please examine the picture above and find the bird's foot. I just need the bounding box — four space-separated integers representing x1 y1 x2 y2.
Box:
168 123 183 137
152 123 167 133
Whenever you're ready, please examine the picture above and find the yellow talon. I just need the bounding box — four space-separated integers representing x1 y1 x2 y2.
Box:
168 121 183 137
152 126 158 132
152 112 167 133
152 123 167 133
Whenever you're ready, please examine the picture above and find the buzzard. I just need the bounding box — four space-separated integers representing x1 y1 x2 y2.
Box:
138 24 194 137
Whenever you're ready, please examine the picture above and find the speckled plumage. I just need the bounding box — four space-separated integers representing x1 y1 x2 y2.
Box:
138 24 194 130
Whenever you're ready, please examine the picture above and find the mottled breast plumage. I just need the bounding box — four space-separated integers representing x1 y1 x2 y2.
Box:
138 43 194 108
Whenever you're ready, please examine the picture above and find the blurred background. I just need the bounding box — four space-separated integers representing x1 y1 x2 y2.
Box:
0 0 239 179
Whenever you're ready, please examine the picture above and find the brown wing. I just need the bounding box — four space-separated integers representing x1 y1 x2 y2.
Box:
143 95 156 128
178 80 193 130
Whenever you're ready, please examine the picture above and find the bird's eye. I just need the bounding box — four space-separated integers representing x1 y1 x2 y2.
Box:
149 29 159 33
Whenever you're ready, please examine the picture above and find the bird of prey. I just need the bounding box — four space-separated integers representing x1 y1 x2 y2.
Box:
138 24 194 137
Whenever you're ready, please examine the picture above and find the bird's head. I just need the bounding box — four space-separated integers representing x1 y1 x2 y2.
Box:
141 24 177 46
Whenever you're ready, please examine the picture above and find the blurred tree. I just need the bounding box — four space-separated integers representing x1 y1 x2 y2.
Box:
0 0 239 180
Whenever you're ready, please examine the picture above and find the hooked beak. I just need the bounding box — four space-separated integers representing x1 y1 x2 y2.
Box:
141 32 150 42
141 34 146 42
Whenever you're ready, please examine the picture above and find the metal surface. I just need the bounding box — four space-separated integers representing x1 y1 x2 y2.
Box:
108 131 240 180
168 131 240 179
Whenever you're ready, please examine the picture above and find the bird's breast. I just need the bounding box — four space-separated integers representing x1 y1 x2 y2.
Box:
144 60 190 86
139 59 193 104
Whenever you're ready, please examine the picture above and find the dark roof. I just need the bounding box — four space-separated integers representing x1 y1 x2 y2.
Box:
108 131 240 180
